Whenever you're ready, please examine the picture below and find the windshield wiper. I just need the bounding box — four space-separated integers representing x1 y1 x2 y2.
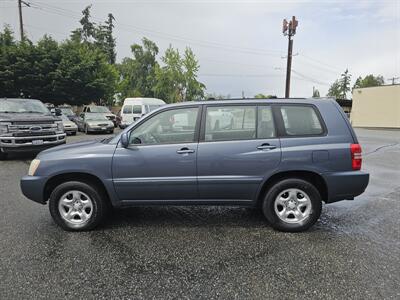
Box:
23 111 46 113
0 111 18 113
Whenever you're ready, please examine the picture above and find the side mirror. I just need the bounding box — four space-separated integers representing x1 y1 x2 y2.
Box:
55 108 62 116
120 132 129 148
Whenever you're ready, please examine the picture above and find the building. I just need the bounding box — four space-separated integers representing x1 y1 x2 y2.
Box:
350 84 400 128
336 99 352 117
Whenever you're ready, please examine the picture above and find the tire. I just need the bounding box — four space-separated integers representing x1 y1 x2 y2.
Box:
262 178 322 232
49 181 108 231
71 131 77 136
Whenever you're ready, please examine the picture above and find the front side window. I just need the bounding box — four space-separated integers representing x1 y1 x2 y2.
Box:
280 105 323 136
132 105 142 114
205 106 256 142
129 107 199 145
123 105 132 114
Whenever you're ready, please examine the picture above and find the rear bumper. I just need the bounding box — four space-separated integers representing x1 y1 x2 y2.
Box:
20 175 48 204
323 171 369 203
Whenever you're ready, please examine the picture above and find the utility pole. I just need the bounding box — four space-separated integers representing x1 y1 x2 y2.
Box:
282 16 298 98
17 0 30 41
18 0 24 41
387 77 399 85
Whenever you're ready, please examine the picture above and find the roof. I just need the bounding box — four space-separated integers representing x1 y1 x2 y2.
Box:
165 97 333 107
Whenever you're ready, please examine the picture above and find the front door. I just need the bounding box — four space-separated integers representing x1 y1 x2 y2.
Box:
112 106 200 202
197 105 281 202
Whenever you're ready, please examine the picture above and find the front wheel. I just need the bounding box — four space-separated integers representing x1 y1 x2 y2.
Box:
49 181 108 231
262 179 322 232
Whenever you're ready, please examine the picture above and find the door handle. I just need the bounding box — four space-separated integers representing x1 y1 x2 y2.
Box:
177 147 195 154
257 143 277 150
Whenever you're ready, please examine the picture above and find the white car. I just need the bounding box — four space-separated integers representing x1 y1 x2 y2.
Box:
60 114 78 135
120 98 165 128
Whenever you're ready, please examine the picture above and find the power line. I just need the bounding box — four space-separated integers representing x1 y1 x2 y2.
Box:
28 1 284 57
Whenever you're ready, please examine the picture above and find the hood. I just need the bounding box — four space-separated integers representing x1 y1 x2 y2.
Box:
0 112 58 123
38 139 114 160
62 120 77 127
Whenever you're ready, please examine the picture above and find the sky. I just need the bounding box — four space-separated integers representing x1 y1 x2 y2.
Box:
1 0 399 98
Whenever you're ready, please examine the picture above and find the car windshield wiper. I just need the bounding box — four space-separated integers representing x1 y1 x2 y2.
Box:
23 111 46 113
0 111 18 113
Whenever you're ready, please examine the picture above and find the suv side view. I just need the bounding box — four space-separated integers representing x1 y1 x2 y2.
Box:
20 99 369 232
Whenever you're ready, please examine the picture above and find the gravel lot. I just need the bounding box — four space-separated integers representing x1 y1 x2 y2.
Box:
0 128 399 299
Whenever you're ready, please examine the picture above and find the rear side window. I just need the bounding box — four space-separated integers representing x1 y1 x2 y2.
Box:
257 106 276 138
123 105 132 114
132 105 142 114
280 105 324 136
205 106 256 141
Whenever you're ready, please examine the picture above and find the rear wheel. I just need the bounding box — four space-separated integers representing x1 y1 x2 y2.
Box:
49 181 108 231
262 178 322 232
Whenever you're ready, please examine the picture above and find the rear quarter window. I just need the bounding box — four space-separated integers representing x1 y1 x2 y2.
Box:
280 105 324 136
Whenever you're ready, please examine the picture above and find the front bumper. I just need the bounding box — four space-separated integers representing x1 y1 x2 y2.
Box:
64 128 78 134
20 175 48 204
0 133 66 152
323 171 369 203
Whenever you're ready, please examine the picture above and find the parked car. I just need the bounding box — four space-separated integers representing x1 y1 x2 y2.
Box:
76 113 114 134
21 98 369 232
120 97 165 129
60 114 78 135
58 106 78 123
0 98 66 160
82 105 117 127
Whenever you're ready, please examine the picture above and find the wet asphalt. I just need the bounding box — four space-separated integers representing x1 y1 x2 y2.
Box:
0 128 399 299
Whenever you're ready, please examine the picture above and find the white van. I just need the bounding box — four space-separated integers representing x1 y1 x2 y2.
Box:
120 98 166 128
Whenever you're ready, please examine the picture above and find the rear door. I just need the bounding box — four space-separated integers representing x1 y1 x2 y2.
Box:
197 104 281 202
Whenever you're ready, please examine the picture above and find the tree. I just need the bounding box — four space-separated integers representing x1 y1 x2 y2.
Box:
327 69 352 99
182 48 205 100
339 69 351 99
327 80 341 98
353 74 384 89
153 46 205 103
95 13 116 64
0 26 117 105
54 41 117 105
118 37 159 98
153 46 183 102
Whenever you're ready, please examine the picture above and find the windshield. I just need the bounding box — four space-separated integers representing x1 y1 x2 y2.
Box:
90 106 110 113
60 114 70 121
86 114 108 121
0 99 50 114
60 107 74 115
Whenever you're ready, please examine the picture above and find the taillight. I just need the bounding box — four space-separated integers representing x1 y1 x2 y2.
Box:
351 144 362 170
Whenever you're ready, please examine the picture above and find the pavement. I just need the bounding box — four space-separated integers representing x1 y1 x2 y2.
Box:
0 128 399 299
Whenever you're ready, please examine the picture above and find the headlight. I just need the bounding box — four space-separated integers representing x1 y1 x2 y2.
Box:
28 159 40 176
0 122 11 135
56 121 64 132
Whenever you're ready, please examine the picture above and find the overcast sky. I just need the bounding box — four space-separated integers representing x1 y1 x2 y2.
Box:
1 0 399 98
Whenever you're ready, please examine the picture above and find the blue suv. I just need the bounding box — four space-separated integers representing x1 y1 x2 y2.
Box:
20 99 369 232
